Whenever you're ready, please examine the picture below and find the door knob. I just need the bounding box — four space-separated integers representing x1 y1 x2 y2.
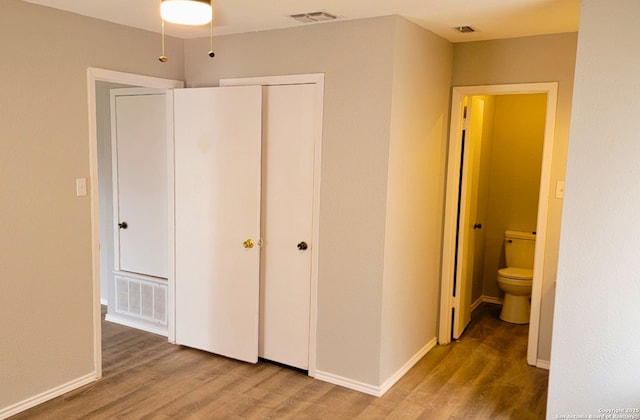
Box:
473 223 482 230
243 239 254 249
119 222 128 229
297 241 308 251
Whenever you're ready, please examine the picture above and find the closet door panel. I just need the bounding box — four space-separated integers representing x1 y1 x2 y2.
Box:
259 84 316 369
174 86 262 363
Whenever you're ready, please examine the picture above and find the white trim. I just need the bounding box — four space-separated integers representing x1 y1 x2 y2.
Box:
221 73 324 87
527 84 558 367
471 295 504 313
536 359 551 370
87 67 184 383
165 89 177 344
0 373 96 419
315 337 437 397
379 337 437 395
438 83 559 371
220 73 324 378
105 314 169 337
314 370 384 397
470 296 483 312
481 295 504 306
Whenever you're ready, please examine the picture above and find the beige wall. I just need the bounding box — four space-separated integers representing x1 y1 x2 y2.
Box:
548 0 640 414
0 0 581 411
0 0 184 411
482 94 547 298
185 16 396 386
381 18 452 382
453 33 577 362
185 16 453 387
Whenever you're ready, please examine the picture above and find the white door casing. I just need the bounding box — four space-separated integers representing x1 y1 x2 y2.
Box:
88 67 184 379
439 83 558 369
174 86 263 364
111 89 169 279
259 84 316 370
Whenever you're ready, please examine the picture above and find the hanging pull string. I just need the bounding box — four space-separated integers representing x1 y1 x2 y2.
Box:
208 4 215 58
208 19 215 57
159 19 168 62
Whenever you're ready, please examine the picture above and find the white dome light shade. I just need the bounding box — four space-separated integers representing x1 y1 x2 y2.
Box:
161 0 212 25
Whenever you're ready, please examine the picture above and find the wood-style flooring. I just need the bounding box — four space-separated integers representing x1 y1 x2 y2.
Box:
12 304 548 419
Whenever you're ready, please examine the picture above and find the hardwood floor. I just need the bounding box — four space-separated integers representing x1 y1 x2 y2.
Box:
12 304 548 419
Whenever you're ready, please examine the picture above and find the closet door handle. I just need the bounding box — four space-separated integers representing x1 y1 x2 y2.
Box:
473 223 482 230
297 241 308 251
119 222 128 229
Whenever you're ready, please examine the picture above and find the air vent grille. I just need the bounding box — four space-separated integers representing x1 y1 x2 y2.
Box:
290 11 337 23
115 274 168 325
453 26 476 33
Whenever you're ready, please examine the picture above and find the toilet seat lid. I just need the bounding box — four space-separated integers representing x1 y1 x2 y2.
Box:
498 267 533 280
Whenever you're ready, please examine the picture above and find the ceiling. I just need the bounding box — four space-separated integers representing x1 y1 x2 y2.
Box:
21 0 580 43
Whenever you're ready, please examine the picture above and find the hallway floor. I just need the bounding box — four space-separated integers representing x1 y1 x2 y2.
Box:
12 303 548 419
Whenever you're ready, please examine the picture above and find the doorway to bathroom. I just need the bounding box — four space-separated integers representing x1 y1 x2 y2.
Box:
438 83 559 369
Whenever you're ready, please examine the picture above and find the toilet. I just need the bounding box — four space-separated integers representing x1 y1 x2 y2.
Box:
497 230 535 324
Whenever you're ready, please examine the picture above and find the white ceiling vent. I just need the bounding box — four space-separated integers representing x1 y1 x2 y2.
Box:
290 11 337 24
453 26 476 33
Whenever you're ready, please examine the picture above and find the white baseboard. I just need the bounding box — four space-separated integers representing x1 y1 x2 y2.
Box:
470 297 483 312
378 337 437 396
471 296 504 313
0 372 96 419
105 313 168 337
536 359 550 370
481 295 504 305
314 370 384 397
315 337 438 397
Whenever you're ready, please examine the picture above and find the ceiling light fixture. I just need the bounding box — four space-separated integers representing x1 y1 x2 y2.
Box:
161 0 212 25
159 0 215 63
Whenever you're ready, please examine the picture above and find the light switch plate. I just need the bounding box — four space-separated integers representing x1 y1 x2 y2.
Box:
76 178 87 197
555 181 565 199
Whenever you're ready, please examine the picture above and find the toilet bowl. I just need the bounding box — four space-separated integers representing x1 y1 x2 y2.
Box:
497 231 536 324
497 268 533 324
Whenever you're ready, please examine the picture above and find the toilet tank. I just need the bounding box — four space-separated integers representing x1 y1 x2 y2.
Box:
504 230 536 269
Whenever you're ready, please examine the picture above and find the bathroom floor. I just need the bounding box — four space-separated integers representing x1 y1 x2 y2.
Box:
13 303 547 419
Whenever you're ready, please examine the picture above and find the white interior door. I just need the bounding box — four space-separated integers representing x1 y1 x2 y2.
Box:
452 97 484 339
174 86 262 363
112 90 168 279
259 85 315 370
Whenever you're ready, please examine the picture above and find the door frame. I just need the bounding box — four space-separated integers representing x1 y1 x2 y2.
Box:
438 82 558 368
220 73 324 376
87 68 183 378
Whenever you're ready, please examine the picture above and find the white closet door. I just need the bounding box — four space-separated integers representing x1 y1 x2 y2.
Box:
260 84 316 370
112 92 168 278
174 86 262 363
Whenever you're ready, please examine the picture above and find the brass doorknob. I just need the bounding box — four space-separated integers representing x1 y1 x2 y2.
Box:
243 239 254 249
